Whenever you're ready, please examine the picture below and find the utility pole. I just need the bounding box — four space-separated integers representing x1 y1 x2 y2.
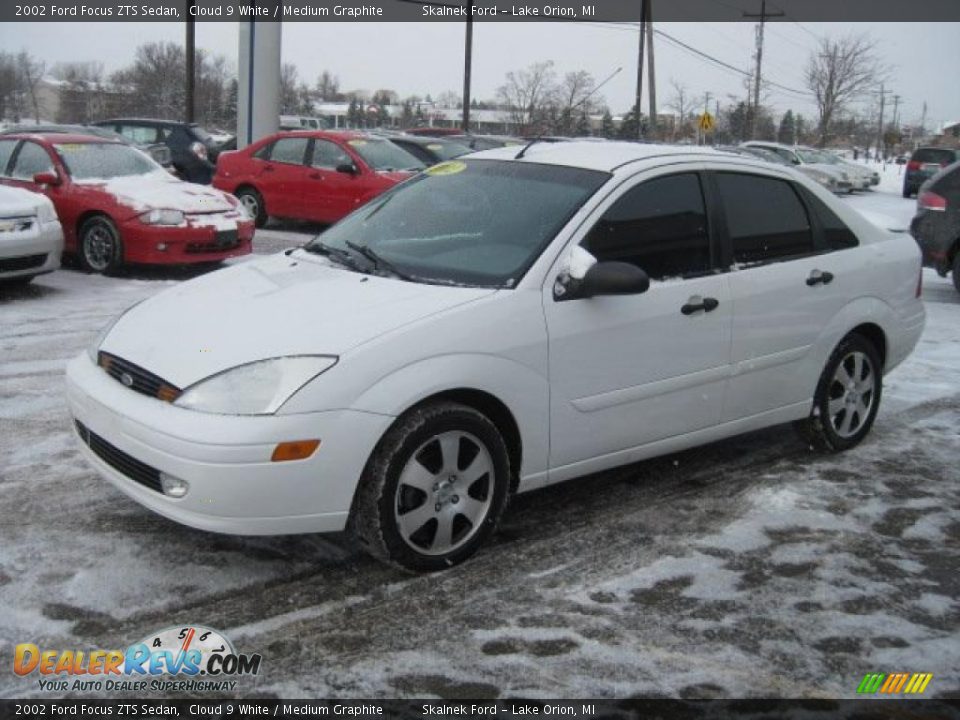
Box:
875 82 887 160
636 0 648 140
743 0 783 139
462 0 474 132
646 3 657 139
920 101 928 138
891 94 901 131
185 1 196 123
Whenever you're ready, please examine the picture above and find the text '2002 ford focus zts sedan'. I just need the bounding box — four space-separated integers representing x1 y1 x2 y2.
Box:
66 143 925 572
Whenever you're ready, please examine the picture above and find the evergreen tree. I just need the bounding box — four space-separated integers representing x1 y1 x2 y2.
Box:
600 109 615 138
778 110 796 144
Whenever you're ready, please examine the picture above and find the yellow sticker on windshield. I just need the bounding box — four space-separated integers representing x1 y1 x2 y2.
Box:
426 144 443 150
425 160 466 176
347 139 368 147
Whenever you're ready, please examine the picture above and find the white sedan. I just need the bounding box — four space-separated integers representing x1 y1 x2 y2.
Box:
66 143 925 572
0 184 63 285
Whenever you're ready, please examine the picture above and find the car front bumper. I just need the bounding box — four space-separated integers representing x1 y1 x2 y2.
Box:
66 352 394 535
0 218 63 279
118 216 255 265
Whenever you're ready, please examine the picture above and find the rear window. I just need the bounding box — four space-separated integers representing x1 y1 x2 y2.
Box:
715 173 814 266
912 148 957 165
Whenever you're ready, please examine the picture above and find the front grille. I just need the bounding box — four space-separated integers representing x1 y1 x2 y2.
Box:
97 352 181 402
0 253 46 272
185 229 240 254
75 420 163 493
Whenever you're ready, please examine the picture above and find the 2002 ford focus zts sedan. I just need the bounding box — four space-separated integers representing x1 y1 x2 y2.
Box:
66 143 925 572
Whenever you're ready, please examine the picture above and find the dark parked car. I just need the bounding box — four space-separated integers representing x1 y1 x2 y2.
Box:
0 123 172 169
447 134 523 151
903 147 960 198
387 135 470 165
910 160 960 293
92 118 221 184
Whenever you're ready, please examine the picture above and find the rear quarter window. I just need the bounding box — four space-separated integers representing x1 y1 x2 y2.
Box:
912 148 958 165
799 188 859 250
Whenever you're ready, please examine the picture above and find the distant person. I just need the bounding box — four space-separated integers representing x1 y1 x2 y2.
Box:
854 148 859 160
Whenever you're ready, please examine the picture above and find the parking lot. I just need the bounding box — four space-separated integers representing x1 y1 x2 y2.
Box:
1 175 958 699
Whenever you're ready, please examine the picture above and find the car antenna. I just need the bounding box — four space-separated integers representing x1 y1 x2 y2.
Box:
514 65 622 160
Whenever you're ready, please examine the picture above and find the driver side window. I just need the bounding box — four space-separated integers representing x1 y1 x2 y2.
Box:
582 173 712 281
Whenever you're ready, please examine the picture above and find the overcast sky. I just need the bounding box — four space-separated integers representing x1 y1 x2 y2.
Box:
3 21 958 128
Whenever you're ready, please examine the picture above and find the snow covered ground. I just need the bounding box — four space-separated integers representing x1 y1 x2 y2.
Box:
0 166 957 700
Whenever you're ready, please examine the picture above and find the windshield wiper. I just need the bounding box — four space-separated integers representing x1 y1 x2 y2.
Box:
301 242 366 272
345 240 416 281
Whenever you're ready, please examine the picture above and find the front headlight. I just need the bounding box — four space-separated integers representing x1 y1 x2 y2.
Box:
174 356 338 415
140 208 186 226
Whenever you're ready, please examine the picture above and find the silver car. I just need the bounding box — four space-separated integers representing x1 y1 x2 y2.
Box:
0 185 63 286
742 142 854 194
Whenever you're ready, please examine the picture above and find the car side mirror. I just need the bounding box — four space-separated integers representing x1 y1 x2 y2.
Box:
336 163 358 175
791 158 801 165
555 258 650 301
33 171 61 186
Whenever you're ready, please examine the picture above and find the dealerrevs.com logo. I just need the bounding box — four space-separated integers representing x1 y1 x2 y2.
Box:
14 625 262 693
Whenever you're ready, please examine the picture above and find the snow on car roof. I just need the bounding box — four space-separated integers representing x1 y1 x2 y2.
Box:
465 140 746 173
4 132 119 144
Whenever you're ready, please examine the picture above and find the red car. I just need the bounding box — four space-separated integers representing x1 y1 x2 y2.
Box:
213 131 423 227
0 133 253 274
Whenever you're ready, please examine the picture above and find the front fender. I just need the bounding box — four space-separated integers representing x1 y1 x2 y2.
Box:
349 354 551 487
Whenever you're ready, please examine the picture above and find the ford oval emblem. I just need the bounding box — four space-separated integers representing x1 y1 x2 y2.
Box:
120 373 134 388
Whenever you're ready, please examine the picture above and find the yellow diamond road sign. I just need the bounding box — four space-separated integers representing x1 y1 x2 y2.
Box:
699 112 715 132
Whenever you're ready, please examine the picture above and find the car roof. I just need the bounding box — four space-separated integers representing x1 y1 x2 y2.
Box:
0 132 119 144
392 135 465 146
465 140 755 173
269 129 390 142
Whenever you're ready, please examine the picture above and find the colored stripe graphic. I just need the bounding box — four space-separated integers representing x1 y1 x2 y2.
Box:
858 672 932 694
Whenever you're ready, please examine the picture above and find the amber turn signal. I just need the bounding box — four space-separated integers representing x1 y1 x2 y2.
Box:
271 439 321 462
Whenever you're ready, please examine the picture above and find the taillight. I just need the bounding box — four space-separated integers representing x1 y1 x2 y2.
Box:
918 190 947 212
190 141 208 161
907 160 922 171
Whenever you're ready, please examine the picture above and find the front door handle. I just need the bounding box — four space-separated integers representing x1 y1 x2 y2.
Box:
806 269 834 286
681 296 720 315
263 165 275 173
309 172 324 180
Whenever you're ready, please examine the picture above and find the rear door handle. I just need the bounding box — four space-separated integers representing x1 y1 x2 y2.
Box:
806 269 834 286
681 296 720 315
263 165 275 173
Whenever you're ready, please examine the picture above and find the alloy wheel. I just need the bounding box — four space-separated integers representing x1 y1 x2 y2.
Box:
826 350 875 438
84 224 115 272
394 430 494 556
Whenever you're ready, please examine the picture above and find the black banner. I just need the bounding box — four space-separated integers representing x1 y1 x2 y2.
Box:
3 0 960 22
2 700 960 720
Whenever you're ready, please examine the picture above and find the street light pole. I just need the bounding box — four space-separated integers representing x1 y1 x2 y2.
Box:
185 0 195 123
636 0 647 140
463 0 473 131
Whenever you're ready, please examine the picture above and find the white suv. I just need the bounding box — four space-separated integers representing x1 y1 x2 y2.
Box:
67 143 925 571
0 185 63 285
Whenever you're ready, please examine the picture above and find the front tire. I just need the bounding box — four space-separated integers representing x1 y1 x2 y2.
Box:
795 334 883 452
235 187 267 228
79 215 123 275
352 401 511 572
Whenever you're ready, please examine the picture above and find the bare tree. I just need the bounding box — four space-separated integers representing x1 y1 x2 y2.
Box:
16 51 46 122
496 61 556 135
279 63 301 114
805 34 883 147
554 70 598 135
667 78 691 140
315 70 340 102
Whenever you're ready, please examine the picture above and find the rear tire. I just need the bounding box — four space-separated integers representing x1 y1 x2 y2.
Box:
794 334 883 452
351 401 511 573
235 187 267 228
79 215 123 275
952 252 960 295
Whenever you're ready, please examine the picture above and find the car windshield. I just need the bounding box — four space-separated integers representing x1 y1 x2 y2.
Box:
746 148 790 165
306 159 609 288
54 142 160 180
347 138 424 171
796 148 829 163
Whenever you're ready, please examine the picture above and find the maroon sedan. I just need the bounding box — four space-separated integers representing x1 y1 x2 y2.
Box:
213 131 423 227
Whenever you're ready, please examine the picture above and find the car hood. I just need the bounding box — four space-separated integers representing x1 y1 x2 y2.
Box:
101 252 496 388
74 170 235 217
0 184 47 216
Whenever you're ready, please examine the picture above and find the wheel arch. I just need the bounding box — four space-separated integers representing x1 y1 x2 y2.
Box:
846 322 887 370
